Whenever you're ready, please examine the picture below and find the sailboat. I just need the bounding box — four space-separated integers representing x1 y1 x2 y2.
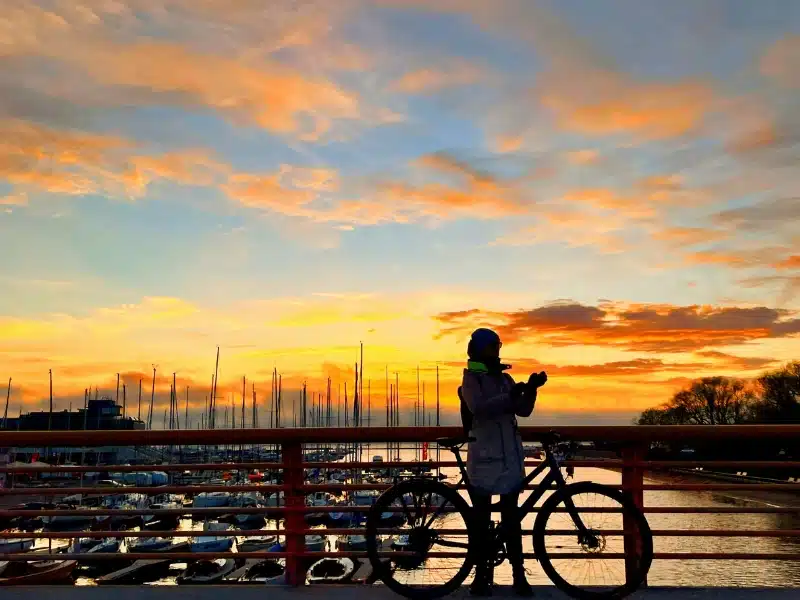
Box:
191 522 234 553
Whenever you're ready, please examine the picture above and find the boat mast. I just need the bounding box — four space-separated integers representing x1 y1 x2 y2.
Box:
2 378 11 429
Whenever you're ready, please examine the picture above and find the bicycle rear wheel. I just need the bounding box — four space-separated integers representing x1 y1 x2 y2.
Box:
532 481 652 599
366 479 475 600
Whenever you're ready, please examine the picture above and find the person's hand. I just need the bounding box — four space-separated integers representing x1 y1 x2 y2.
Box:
528 371 547 388
511 381 527 399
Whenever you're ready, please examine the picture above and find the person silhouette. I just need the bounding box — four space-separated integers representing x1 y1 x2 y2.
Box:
459 328 547 596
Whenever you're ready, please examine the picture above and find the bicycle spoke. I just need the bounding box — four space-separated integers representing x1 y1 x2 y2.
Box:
433 538 470 549
536 485 651 596
368 481 473 597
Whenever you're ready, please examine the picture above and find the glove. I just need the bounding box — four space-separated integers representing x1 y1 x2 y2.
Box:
511 382 527 399
528 371 547 389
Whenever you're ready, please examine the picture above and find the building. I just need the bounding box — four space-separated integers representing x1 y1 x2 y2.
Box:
1 397 146 431
0 398 150 467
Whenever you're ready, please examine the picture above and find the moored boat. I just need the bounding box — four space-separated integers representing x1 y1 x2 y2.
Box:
127 537 175 553
307 557 356 584
0 538 34 554
193 491 230 508
177 558 236 584
240 559 284 584
0 560 77 585
71 537 121 555
191 522 234 553
237 535 278 553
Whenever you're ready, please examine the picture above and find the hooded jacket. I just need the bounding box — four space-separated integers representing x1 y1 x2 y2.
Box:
461 361 534 495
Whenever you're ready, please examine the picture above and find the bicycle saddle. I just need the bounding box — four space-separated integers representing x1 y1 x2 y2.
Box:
435 436 475 448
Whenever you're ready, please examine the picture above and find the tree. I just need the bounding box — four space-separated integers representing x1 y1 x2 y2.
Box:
638 376 754 425
753 362 800 423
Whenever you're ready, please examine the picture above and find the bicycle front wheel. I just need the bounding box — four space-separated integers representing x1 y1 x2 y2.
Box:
366 479 476 600
532 481 652 600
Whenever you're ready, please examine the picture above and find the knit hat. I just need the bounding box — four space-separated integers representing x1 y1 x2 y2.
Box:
467 328 501 359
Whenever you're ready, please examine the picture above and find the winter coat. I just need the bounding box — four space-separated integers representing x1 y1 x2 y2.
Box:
461 364 534 495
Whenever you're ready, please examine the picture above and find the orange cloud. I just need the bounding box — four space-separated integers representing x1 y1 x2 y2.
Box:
70 42 361 141
220 152 531 225
0 191 28 206
685 247 794 269
0 119 225 198
694 351 777 372
685 250 751 267
379 181 525 220
390 63 482 94
494 135 524 154
434 301 800 353
773 255 800 270
222 173 317 215
563 187 654 218
653 227 729 246
761 35 800 88
1 1 379 142
565 149 600 165
540 69 714 139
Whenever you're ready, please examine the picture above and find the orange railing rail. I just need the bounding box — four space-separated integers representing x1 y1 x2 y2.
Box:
1 425 799 586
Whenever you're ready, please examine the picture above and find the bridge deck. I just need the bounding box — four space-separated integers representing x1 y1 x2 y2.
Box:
10 587 797 599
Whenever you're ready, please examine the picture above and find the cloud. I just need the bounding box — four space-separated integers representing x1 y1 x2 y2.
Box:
220 151 531 225
222 173 318 215
541 76 715 140
489 171 704 254
774 255 800 270
444 356 722 378
390 62 482 94
565 149 600 165
489 217 628 254
494 135 524 154
0 2 380 142
685 247 794 269
0 119 225 198
0 191 28 206
761 35 800 88
714 197 800 228
434 300 800 352
71 42 362 141
694 351 777 372
652 227 729 247
739 274 800 304
414 152 496 184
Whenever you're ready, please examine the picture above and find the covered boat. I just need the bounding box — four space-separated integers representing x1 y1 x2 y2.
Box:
0 538 33 554
177 558 237 584
307 557 356 584
240 559 285 584
127 537 175 553
237 535 278 553
191 522 234 553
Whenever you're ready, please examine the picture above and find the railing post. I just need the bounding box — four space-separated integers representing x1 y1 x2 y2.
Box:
283 440 304 586
621 442 647 587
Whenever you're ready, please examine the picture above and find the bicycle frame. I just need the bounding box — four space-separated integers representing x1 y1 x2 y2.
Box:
449 444 591 536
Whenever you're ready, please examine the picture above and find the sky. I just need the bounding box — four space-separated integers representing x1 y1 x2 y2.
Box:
1 0 799 426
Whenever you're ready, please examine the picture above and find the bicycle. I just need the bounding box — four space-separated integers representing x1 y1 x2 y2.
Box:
365 433 652 600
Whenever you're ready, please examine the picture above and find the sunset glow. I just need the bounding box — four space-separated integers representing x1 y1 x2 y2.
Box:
1 1 798 425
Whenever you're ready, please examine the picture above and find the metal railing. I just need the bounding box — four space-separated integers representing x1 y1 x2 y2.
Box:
1 425 799 586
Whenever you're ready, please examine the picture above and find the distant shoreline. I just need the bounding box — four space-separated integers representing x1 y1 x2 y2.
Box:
642 468 800 508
